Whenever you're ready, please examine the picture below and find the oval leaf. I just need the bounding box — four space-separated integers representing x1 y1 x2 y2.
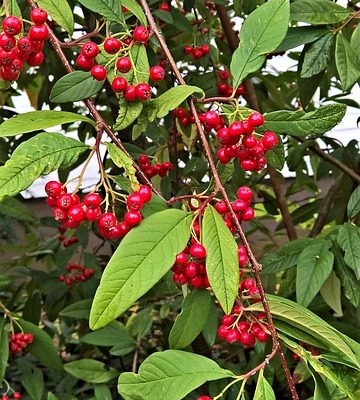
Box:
37 0 74 34
78 0 123 23
0 132 89 201
337 223 360 280
347 186 360 219
121 0 147 25
113 99 143 131
50 71 104 103
64 359 118 383
202 205 239 314
169 290 212 349
335 33 360 91
90 209 192 329
118 350 234 400
81 321 135 347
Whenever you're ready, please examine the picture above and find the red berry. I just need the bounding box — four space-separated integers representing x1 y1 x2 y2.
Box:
189 243 206 259
85 207 101 221
183 45 193 55
184 261 199 279
116 57 132 73
126 193 144 211
240 332 256 346
0 34 16 51
214 200 227 214
149 65 165 81
0 49 16 66
81 41 99 58
2 395 10 400
242 135 257 149
30 8 48 25
236 85 245 96
133 26 150 43
225 328 241 344
228 121 244 138
98 212 117 229
203 111 220 127
159 2 171 11
189 275 204 288
217 82 228 94
197 397 212 400
135 82 152 100
217 325 229 339
217 147 231 164
27 51 44 66
262 131 278 150
243 277 256 290
236 186 253 202
255 329 269 343
242 207 255 221
2 16 22 36
221 315 235 326
91 65 107 80
248 112 264 127
124 85 137 101
84 193 101 209
232 199 247 213
12 392 22 399
17 37 32 54
237 321 250 332
53 207 67 222
30 39 44 53
103 37 122 54
124 211 142 226
45 181 62 197
56 194 74 210
192 47 203 59
111 76 127 92
218 69 230 81
67 205 85 223
29 25 49 41
199 44 210 55
138 185 152 203
76 54 94 70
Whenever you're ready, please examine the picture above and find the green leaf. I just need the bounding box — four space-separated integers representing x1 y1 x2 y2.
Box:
19 320 63 370
276 26 329 52
169 290 212 349
114 99 143 131
122 44 149 86
347 186 360 219
350 22 360 55
7 0 22 19
81 321 135 347
290 0 350 24
254 369 275 400
0 198 37 222
320 271 342 316
337 223 360 279
151 86 205 119
60 299 92 319
90 209 192 329
301 33 334 78
118 350 234 400
64 359 118 383
202 205 239 314
0 110 95 137
309 367 332 400
0 318 9 382
106 143 140 191
140 194 167 218
335 33 360 91
95 383 113 400
22 367 44 400
296 239 334 307
264 104 346 137
248 295 360 370
121 0 147 25
0 132 89 201
230 0 290 88
37 0 74 34
266 139 285 170
50 71 104 103
78 0 123 23
261 237 313 275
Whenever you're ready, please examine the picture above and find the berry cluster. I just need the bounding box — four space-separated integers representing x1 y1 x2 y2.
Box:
217 308 269 346
9 333 33 353
0 9 48 81
217 68 244 97
1 392 22 400
214 186 255 233
97 185 152 240
138 154 173 178
202 110 278 171
183 44 210 60
172 107 197 126
59 263 94 286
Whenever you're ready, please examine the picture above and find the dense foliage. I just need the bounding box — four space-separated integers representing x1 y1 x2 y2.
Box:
0 0 359 399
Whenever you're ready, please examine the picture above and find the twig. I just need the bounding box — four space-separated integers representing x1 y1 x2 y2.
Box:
132 335 141 373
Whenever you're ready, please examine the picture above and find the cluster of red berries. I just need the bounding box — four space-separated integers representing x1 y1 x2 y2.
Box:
172 107 198 126
172 241 210 288
202 110 278 171
59 263 94 286
1 392 22 400
138 154 173 178
0 9 48 81
9 333 33 353
183 44 210 60
216 68 244 97
97 185 152 240
217 308 269 346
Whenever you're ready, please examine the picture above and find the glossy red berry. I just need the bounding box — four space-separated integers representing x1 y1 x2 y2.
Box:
255 329 269 343
236 186 253 202
218 69 230 81
262 131 278 150
67 205 85 223
124 85 137 101
76 54 94 70
111 76 128 92
27 51 44 66
126 193 144 211
30 39 44 53
242 207 255 221
135 82 152 100
217 147 231 164
214 200 227 214
138 185 152 203
149 65 165 81
240 332 256 346
189 243 206 259
56 194 74 210
0 34 16 51
124 211 142 226
81 41 99 58
116 57 132 73
197 397 212 400
217 325 229 339
133 25 150 43
103 37 122 54
242 135 257 149
192 47 203 59
248 112 264 127
98 212 117 229
203 111 220 127
232 199 247 212
159 2 171 11
221 315 235 326
45 181 62 197
2 16 22 36
85 207 101 221
30 8 48 25
225 328 241 343
83 193 101 209
12 392 22 399
91 65 107 80
199 44 210 55
184 261 199 279
29 25 49 41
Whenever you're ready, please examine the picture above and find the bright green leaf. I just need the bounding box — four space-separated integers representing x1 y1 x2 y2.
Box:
337 223 360 279
37 0 74 34
320 271 343 316
7 0 22 18
95 383 113 400
64 359 118 383
114 99 143 131
290 0 350 24
350 22 360 55
254 369 275 400
335 33 360 91
122 44 149 86
77 0 123 23
121 0 147 25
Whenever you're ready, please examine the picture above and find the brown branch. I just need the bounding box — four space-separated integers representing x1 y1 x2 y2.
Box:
60 31 102 48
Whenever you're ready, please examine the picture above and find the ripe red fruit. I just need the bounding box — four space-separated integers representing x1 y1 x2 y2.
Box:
236 186 253 202
175 252 187 265
116 57 132 73
183 45 193 54
53 207 67 222
29 25 49 41
84 192 101 209
189 275 204 288
30 39 44 53
45 181 62 197
2 16 22 36
199 44 210 55
203 111 220 127
242 135 257 149
217 147 231 164
76 54 95 70
192 47 203 59
221 315 235 326
197 397 212 400
135 82 152 100
262 131 278 150
184 261 199 279
225 328 241 343
242 277 256 290
228 121 244 138
217 325 228 339
255 329 269 342
232 199 247 212
127 193 144 211
30 8 48 25
218 69 230 81
98 212 117 229
217 82 228 94
103 37 122 54
17 37 32 54
237 321 250 332
124 211 142 226
67 205 85 223
159 2 171 11
0 34 16 51
81 41 99 59
189 243 206 259
240 332 256 346
91 65 107 80
111 76 128 92
133 25 150 42
242 207 255 221
137 186 151 204
0 49 16 66
85 207 101 221
56 194 74 210
149 65 165 81
124 85 137 101
12 392 22 399
215 200 227 214
248 112 264 127
27 51 44 66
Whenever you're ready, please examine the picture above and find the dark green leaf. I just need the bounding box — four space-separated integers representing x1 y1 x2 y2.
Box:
335 33 360 91
169 290 212 349
113 99 143 131
140 194 167 218
90 209 192 329
0 319 9 382
50 71 104 103
60 299 92 319
320 271 342 316
22 367 44 400
95 384 113 400
118 350 234 400
202 205 239 314
81 321 135 347
347 186 360 219
276 26 329 52
290 0 350 24
37 0 74 34
78 0 123 23
266 139 285 170
337 223 360 279
0 198 37 222
64 359 118 383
